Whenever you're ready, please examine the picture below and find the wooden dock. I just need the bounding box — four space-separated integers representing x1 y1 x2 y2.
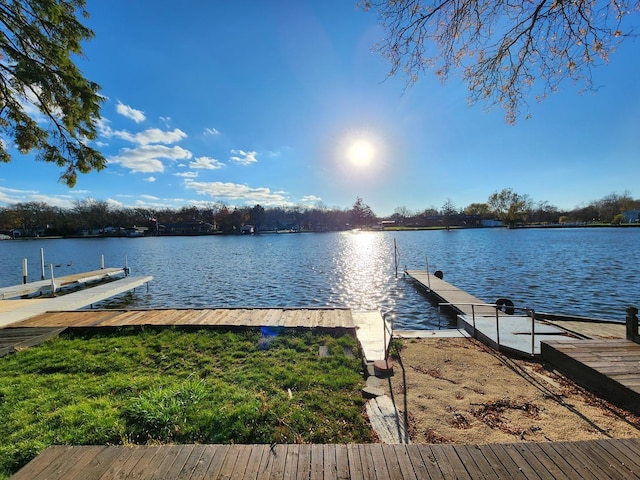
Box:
541 338 640 416
13 438 640 479
0 276 153 327
404 270 571 356
0 268 126 299
3 308 390 363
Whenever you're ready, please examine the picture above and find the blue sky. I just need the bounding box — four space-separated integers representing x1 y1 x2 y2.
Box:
0 1 638 217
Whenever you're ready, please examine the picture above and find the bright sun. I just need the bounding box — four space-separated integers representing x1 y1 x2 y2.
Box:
347 139 375 167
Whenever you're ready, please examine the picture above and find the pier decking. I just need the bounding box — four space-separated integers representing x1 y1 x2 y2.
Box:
13 439 640 479
0 268 126 299
0 275 153 327
404 270 571 356
542 338 640 416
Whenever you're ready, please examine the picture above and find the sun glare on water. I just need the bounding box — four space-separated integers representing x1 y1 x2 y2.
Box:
347 139 375 168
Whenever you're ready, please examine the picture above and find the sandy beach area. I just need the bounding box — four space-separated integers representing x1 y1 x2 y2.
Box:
388 336 640 444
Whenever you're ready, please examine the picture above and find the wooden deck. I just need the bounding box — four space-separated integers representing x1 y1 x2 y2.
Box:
541 338 640 416
3 308 390 363
404 270 571 356
13 439 640 479
12 307 355 329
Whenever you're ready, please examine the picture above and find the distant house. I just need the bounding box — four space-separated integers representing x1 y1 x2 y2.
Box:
376 220 396 230
481 219 504 227
161 220 214 235
623 210 640 223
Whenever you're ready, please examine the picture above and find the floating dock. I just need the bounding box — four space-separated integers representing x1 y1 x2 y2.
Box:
404 270 571 356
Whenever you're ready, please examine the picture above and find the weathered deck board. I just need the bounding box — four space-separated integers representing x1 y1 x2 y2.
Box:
543 319 626 339
542 338 640 416
0 326 66 357
11 308 356 329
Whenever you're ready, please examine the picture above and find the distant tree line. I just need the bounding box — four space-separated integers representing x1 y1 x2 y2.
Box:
1 190 639 238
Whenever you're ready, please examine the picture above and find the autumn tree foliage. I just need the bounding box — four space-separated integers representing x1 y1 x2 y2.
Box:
360 0 639 123
0 0 105 186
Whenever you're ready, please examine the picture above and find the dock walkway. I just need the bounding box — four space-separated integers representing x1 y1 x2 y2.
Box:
0 276 153 328
0 268 125 299
14 438 640 479
404 270 570 356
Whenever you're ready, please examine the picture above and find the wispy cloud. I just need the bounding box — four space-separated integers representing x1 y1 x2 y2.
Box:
301 195 321 202
144 176 156 183
189 156 225 170
0 186 75 208
108 145 192 173
184 180 290 206
116 101 146 123
204 127 220 136
229 149 258 165
174 171 199 178
110 128 187 145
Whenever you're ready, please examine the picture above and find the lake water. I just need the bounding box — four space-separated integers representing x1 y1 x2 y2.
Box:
0 228 638 329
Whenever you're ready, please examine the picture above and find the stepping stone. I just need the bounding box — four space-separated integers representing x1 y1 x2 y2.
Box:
362 386 385 398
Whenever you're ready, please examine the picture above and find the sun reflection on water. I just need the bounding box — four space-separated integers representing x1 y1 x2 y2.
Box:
330 231 396 312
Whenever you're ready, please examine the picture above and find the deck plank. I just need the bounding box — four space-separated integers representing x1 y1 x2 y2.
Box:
524 442 580 479
404 444 437 480
296 444 312 480
345 443 365 480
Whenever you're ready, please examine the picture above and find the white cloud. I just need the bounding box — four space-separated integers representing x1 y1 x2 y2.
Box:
105 198 124 209
144 176 156 183
108 145 192 173
116 101 146 123
189 156 225 170
229 149 258 165
301 195 321 202
204 127 220 136
0 186 75 208
184 180 291 206
140 194 160 201
110 128 187 145
174 171 198 178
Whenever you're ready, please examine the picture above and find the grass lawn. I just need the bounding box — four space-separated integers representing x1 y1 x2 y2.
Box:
0 327 373 478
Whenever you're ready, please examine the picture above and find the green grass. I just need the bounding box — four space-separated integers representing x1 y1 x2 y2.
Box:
0 327 372 478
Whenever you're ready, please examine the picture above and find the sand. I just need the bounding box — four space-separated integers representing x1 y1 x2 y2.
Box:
386 336 640 444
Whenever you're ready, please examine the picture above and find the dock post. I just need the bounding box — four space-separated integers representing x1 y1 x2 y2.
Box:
22 258 28 284
49 264 56 296
530 309 536 356
394 239 398 278
100 255 105 270
626 306 639 342
495 306 500 348
40 248 45 280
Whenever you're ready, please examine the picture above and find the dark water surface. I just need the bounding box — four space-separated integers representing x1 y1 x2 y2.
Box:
1 228 637 329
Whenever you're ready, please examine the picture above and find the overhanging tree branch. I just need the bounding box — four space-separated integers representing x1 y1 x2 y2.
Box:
361 0 638 123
